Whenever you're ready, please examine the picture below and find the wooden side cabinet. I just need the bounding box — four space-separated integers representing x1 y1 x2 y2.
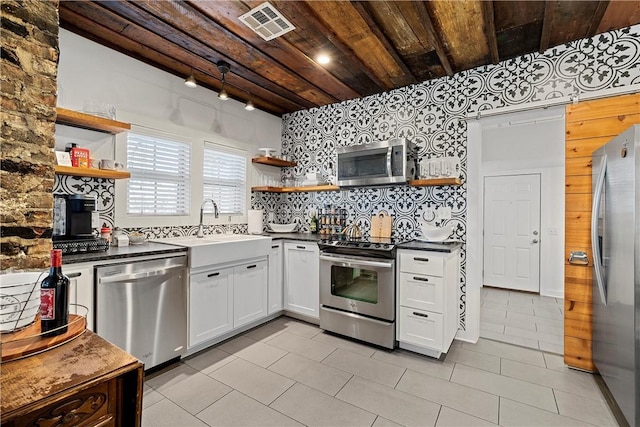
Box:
1 330 143 426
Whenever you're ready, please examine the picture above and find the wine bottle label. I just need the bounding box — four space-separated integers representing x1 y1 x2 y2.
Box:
40 289 55 320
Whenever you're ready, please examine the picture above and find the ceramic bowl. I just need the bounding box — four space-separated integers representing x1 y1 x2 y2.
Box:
419 223 453 241
128 232 146 244
268 223 297 233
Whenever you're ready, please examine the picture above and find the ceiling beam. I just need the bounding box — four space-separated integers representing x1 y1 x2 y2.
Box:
412 1 454 77
269 0 390 92
60 2 301 114
350 1 417 86
539 0 556 53
482 1 500 64
587 1 610 37
189 1 363 101
127 0 335 107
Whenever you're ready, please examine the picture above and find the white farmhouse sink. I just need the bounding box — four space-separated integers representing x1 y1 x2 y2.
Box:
153 234 272 268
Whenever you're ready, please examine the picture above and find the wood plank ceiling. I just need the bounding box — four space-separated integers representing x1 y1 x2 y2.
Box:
59 1 640 116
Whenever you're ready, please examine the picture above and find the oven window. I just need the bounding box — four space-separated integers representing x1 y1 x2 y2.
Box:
331 265 378 304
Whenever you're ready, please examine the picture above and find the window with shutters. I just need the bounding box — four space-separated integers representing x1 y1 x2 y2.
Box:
126 131 191 215
202 142 247 215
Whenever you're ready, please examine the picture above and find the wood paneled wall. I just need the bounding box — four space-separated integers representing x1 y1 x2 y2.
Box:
564 93 640 371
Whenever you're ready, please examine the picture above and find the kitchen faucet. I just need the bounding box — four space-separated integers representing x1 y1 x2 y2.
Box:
197 199 219 238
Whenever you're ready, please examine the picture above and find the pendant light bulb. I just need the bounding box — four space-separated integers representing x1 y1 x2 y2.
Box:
184 68 197 88
218 87 229 101
245 99 255 111
216 60 231 101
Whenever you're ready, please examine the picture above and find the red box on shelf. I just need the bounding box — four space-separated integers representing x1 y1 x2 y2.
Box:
70 148 90 168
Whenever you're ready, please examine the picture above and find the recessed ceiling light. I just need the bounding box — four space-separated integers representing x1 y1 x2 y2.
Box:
317 54 330 65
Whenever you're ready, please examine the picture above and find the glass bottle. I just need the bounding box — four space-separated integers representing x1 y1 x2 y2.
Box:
40 249 70 337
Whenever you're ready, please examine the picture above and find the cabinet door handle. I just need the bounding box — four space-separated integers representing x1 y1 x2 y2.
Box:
296 245 306 249
246 264 257 269
67 272 82 278
208 272 220 277
413 276 429 282
413 257 429 262
272 245 279 249
412 311 429 318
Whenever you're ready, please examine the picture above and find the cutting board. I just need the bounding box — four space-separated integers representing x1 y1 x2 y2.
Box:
371 212 392 238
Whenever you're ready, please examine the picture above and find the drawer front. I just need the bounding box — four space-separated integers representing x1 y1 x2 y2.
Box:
399 252 444 276
398 306 443 350
399 272 444 313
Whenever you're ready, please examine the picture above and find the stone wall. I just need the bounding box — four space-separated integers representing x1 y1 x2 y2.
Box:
1 0 59 270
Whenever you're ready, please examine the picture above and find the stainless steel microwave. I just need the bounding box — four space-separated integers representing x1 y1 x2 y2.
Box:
337 138 418 187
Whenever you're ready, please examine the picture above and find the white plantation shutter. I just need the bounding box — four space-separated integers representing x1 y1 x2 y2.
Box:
203 142 247 215
126 132 190 215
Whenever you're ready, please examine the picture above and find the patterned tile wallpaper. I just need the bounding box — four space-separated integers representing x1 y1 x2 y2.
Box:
260 25 640 329
57 25 640 329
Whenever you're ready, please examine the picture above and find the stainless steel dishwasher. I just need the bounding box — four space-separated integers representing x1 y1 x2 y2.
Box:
95 255 187 370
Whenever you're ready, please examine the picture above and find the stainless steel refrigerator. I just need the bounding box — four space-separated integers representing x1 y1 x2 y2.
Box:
592 124 639 426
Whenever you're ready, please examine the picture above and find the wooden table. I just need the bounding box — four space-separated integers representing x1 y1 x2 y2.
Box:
1 330 143 426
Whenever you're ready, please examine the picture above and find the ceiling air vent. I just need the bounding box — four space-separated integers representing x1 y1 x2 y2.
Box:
239 2 295 41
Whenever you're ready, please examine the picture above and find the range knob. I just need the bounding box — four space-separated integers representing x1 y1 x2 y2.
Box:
375 244 381 248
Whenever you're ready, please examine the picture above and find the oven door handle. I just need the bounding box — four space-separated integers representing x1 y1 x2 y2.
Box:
319 254 394 269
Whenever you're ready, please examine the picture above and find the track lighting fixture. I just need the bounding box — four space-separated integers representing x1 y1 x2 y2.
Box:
217 60 230 101
184 68 197 88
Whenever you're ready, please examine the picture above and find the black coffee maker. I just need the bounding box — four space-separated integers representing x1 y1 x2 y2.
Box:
53 194 96 240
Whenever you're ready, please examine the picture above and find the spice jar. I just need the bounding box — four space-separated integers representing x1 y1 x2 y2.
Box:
100 227 111 244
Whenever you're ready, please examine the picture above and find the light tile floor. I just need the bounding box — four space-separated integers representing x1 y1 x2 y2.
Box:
142 316 618 426
480 287 564 355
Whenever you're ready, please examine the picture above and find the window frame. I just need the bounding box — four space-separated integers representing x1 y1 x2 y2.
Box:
202 141 249 217
114 112 251 229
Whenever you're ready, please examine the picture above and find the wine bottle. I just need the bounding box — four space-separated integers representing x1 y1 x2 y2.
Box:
310 214 318 234
40 249 70 337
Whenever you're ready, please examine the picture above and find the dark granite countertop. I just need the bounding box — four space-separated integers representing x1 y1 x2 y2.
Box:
397 240 463 253
265 232 324 242
62 242 187 265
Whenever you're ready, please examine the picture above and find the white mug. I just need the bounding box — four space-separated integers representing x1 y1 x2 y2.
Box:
99 159 115 170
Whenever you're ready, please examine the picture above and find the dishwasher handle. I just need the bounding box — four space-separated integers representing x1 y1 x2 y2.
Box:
99 264 184 284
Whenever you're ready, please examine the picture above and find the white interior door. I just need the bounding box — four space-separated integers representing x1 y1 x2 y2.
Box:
483 174 541 292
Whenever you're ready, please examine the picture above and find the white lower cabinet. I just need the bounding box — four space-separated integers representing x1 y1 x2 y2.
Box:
189 267 234 347
233 260 268 328
64 264 94 331
188 257 269 349
283 242 319 321
397 248 460 358
268 242 283 314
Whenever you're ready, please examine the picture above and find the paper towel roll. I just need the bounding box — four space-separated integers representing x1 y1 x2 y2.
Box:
247 209 263 234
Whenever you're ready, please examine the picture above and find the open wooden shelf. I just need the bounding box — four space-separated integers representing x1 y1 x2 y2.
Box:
408 177 462 187
252 184 339 193
55 107 131 134
54 166 130 179
252 156 297 167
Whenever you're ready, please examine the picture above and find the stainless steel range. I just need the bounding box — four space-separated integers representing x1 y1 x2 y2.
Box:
318 237 398 349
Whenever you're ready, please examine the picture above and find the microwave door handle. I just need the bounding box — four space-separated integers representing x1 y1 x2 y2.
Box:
591 154 607 306
386 148 392 177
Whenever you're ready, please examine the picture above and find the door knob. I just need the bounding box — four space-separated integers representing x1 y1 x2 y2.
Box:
532 239 539 244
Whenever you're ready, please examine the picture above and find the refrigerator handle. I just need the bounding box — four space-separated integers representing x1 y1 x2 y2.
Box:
591 154 607 306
